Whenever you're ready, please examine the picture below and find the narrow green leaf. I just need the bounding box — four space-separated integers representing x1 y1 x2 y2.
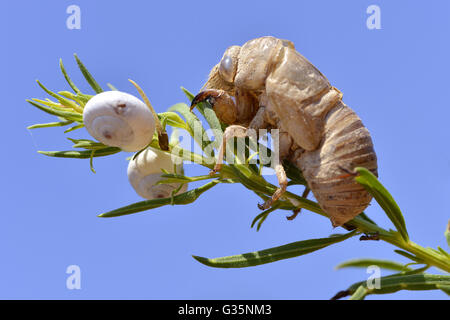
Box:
282 159 307 186
68 138 110 150
38 147 120 159
192 231 356 268
27 120 73 129
58 91 86 107
26 100 83 122
395 265 430 276
394 250 425 264
336 258 412 272
358 212 377 226
354 167 409 241
437 284 450 296
74 54 103 93
437 246 450 258
64 123 84 133
36 80 82 112
445 220 450 248
169 146 214 169
156 174 191 184
107 83 118 91
59 58 81 93
251 205 279 231
168 103 215 159
76 93 94 104
338 274 450 300
98 180 219 218
180 87 195 102
158 112 188 131
31 98 61 108
157 173 219 185
349 285 368 300
229 164 275 195
89 150 96 173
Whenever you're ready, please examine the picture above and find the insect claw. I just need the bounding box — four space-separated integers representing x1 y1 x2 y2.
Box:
209 163 222 176
190 90 220 111
342 223 357 231
359 232 380 241
286 208 300 221
258 199 271 210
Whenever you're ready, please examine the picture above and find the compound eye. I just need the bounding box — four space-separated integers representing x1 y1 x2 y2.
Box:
219 54 236 83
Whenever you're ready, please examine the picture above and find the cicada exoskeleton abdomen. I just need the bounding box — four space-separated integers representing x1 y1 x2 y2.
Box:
295 101 378 227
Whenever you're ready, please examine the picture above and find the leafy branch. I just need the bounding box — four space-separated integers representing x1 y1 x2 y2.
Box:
26 55 450 299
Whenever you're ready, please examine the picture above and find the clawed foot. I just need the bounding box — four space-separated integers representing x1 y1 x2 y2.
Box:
257 199 273 210
359 232 380 241
209 164 222 176
286 209 300 221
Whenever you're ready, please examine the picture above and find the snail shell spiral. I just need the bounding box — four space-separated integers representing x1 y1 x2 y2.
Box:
127 147 187 200
83 91 155 152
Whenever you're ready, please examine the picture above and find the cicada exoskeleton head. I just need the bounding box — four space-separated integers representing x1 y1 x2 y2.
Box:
191 46 242 125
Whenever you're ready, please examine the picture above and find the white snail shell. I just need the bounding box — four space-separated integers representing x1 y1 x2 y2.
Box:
83 91 155 152
127 147 188 199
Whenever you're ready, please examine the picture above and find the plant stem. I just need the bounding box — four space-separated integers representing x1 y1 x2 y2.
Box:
282 191 450 273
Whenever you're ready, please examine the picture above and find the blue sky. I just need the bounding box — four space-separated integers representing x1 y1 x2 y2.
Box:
1 0 449 299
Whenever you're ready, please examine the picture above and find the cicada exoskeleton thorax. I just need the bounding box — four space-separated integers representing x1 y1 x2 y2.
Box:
191 36 378 227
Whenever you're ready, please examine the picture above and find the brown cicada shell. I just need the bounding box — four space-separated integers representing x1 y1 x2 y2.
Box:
191 36 377 227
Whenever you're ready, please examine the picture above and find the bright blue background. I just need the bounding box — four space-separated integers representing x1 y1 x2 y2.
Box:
1 0 449 299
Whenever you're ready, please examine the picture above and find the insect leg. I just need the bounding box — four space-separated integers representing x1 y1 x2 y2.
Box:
211 125 248 175
257 163 288 210
286 187 310 220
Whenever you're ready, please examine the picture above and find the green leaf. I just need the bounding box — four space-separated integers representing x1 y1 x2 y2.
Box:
64 123 84 133
394 250 425 264
168 103 214 156
158 112 188 131
74 54 103 94
107 83 118 91
58 91 86 107
59 58 81 93
437 284 450 296
358 212 377 226
354 167 409 241
38 147 121 159
67 138 110 150
27 120 73 129
76 93 94 104
26 100 83 122
36 80 82 112
445 220 450 248
349 285 368 300
98 180 219 218
89 150 96 173
168 146 214 169
282 160 307 186
31 98 61 108
229 164 275 195
250 205 279 231
336 258 412 272
157 173 219 185
437 246 450 258
337 274 450 300
192 230 356 268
